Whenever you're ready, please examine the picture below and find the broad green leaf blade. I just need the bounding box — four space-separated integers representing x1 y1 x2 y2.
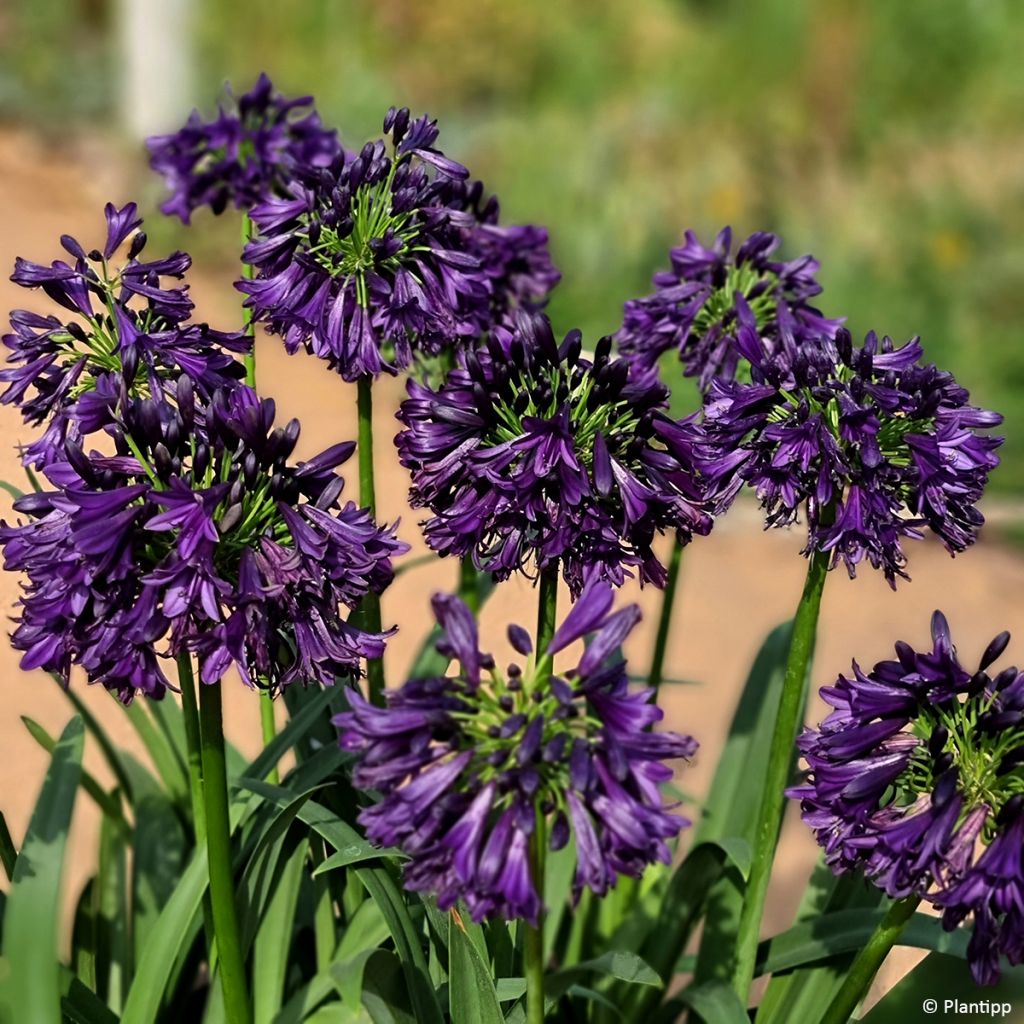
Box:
241 781 444 1024
121 845 209 1024
619 841 729 1020
860 954 1024 1023
695 620 808 986
21 715 130 840
693 621 795 847
1 716 84 1024
125 701 189 804
71 878 99 992
132 792 187 967
674 980 748 1024
60 966 121 1024
0 813 15 881
755 870 884 1024
95 802 131 1011
448 916 503 1024
313 839 402 876
755 909 968 976
253 837 308 1024
57 678 137 803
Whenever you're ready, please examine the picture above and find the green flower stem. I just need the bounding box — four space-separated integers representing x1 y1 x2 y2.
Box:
259 698 279 784
525 816 548 1024
536 564 558 658
177 654 215 952
240 213 279 766
459 556 480 614
178 653 206 844
198 679 252 1024
821 895 921 1024
649 541 683 695
731 548 829 1004
356 374 385 703
525 564 558 1024
241 212 256 387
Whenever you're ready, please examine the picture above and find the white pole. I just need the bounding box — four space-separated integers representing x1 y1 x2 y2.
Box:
116 0 195 139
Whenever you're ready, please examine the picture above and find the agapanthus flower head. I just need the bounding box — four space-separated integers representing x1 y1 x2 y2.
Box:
616 226 841 390
238 106 495 381
335 579 696 922
698 310 1003 585
395 312 713 595
0 377 407 702
790 612 1024 984
2 202 247 467
147 73 341 223
454 179 560 332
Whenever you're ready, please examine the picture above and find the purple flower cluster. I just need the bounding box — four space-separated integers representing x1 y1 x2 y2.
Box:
698 309 1003 585
616 227 841 390
396 313 712 595
238 108 482 381
454 179 560 333
147 73 341 223
2 202 247 467
790 612 1024 985
0 379 406 702
336 580 695 922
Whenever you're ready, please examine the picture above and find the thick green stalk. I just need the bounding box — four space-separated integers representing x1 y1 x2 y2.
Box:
459 555 480 614
524 565 558 1024
241 212 256 387
356 375 385 703
525 819 548 1024
821 896 921 1024
199 681 252 1024
240 214 278 762
259 697 279 785
649 541 683 694
731 549 829 1003
536 564 558 657
178 653 206 844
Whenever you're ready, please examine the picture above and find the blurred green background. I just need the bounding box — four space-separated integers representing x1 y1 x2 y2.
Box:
2 0 1023 489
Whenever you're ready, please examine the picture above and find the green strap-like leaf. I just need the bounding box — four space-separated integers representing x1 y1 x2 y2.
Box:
1 716 84 1024
253 837 308 1024
0 813 16 881
448 915 504 1024
672 980 749 1024
754 908 968 976
241 781 444 1024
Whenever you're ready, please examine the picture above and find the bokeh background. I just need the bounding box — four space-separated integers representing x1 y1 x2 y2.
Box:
2 0 1024 1012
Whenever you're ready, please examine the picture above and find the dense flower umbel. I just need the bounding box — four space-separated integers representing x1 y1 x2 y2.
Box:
698 309 1003 585
147 73 341 223
396 313 713 595
0 379 407 702
2 202 247 467
789 613 1024 985
336 581 696 922
455 179 560 332
616 227 841 390
238 107 494 381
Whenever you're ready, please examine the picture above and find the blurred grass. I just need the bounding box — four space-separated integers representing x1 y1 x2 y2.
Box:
2 0 1024 490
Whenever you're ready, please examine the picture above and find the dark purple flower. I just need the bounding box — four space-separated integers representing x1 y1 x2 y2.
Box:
790 612 1024 985
0 379 407 702
396 312 713 595
335 579 696 922
616 226 841 389
147 73 341 223
698 309 1003 586
453 179 560 332
238 107 494 381
2 202 247 467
